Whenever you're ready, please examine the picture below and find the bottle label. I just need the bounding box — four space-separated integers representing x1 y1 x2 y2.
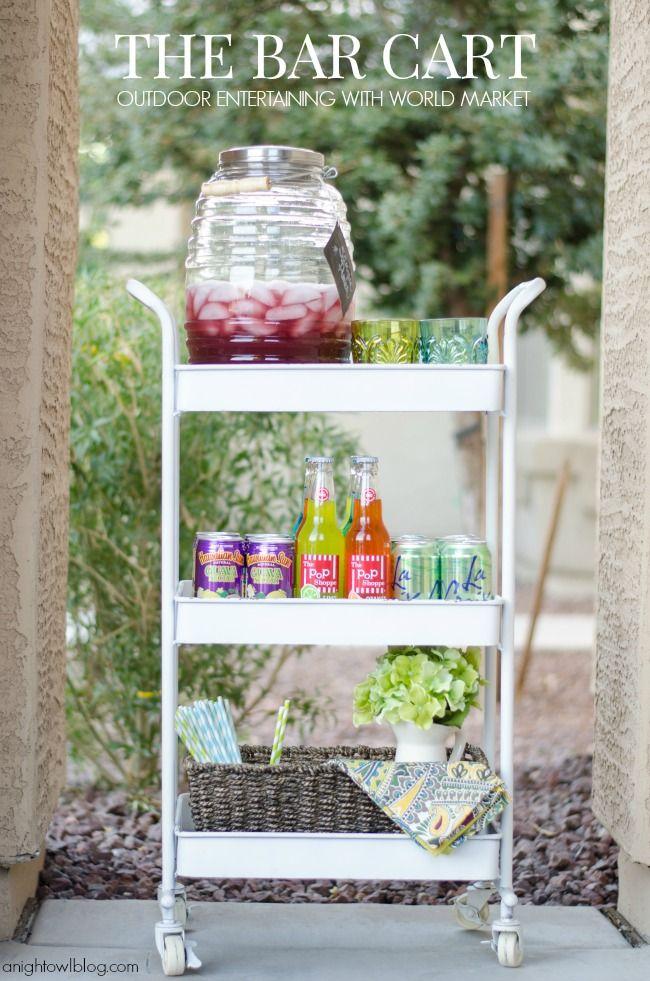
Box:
361 487 377 506
348 554 388 597
300 554 340 595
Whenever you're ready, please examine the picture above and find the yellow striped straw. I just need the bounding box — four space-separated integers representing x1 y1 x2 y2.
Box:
269 699 291 765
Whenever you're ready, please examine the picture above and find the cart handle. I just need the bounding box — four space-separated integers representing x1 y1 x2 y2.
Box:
126 279 180 371
487 278 545 364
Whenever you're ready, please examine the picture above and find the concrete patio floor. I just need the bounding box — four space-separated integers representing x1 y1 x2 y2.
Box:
1 901 649 980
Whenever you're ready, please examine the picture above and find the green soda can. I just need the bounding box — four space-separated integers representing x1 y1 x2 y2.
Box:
437 535 492 601
391 535 440 600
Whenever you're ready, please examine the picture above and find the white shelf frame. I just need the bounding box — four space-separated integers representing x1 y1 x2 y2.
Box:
175 362 504 413
127 275 546 971
175 580 503 647
175 794 501 882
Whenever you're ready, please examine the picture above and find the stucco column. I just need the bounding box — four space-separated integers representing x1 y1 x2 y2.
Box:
0 0 78 938
593 0 650 940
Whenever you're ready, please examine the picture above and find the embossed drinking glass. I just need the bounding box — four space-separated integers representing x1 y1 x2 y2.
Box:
351 319 420 364
420 318 488 364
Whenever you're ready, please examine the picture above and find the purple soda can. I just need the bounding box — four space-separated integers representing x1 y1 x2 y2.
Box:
244 535 294 599
193 532 245 599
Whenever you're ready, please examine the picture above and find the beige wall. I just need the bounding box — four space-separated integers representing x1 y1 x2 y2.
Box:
593 0 650 938
0 0 78 937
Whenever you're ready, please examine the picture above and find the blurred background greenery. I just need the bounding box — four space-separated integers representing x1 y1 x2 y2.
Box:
81 0 608 364
70 0 608 788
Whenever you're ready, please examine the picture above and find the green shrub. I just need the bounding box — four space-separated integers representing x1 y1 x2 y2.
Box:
67 269 357 789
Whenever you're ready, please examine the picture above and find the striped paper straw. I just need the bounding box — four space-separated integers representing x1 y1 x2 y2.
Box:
175 699 242 764
221 697 241 763
195 701 230 763
205 698 237 763
269 699 291 765
175 707 209 762
178 703 220 763
181 706 214 762
214 697 241 763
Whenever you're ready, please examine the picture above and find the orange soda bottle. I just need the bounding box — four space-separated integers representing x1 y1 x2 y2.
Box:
345 456 391 598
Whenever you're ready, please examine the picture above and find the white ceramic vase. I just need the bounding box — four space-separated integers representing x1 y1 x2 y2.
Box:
390 721 464 763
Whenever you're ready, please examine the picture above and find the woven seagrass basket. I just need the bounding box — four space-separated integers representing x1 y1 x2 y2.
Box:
186 743 489 834
186 745 397 834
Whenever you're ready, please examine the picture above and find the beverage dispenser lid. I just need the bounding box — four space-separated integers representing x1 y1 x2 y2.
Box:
219 145 325 168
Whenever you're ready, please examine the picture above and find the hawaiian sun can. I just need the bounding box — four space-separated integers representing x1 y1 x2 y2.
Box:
244 535 294 599
437 535 492 601
391 535 440 600
193 532 245 598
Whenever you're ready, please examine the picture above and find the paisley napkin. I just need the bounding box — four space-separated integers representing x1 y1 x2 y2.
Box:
332 757 509 855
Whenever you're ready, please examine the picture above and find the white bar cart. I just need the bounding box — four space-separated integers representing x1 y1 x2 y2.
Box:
127 276 545 975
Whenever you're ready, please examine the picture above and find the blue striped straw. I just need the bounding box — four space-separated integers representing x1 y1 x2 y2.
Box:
194 701 229 762
202 700 234 763
175 699 242 764
216 697 241 762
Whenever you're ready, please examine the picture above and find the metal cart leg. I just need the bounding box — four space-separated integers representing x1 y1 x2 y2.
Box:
127 281 200 976
455 281 545 955
490 278 545 969
456 283 530 937
483 282 527 769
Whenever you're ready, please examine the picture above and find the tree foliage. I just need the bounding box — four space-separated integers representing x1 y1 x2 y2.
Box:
81 0 608 364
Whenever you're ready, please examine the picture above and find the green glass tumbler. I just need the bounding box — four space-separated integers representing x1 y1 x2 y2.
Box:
351 319 420 364
420 318 488 364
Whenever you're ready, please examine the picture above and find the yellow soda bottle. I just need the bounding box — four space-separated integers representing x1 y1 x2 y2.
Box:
295 457 345 598
292 456 317 537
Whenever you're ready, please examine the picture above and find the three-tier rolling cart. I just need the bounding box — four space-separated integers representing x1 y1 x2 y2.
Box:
128 276 545 976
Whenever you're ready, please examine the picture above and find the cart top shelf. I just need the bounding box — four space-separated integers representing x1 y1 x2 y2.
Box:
175 363 504 413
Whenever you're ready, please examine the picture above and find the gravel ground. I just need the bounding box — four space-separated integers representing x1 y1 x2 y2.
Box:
39 754 616 908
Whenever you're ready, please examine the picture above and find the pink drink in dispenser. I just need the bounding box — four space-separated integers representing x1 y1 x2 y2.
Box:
185 146 355 364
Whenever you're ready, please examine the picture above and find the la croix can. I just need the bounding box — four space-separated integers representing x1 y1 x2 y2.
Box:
391 535 440 600
193 532 245 599
437 535 492 601
244 534 294 599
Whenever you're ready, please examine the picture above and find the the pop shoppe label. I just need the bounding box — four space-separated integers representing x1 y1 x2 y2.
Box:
299 553 340 596
347 554 388 598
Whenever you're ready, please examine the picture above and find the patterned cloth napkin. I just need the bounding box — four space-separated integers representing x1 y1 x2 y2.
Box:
331 757 510 855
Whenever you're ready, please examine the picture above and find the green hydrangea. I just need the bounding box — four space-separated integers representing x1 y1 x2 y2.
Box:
353 645 484 730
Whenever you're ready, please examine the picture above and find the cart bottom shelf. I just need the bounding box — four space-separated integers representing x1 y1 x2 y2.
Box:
175 795 501 881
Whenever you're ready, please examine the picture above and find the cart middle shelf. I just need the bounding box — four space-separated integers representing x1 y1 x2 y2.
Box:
175 581 503 647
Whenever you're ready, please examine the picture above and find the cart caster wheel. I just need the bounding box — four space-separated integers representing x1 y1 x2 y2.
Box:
162 935 186 976
496 931 523 968
174 896 188 928
454 894 489 930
